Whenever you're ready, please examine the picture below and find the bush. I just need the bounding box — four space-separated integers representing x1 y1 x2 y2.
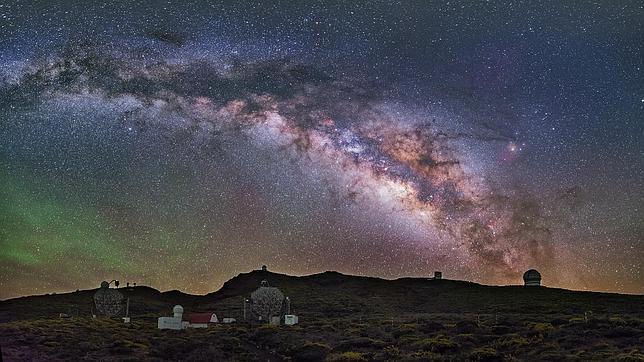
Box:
393 323 418 338
292 342 331 362
455 320 479 334
469 346 501 361
550 317 568 326
326 351 367 361
497 335 530 349
382 345 400 358
490 325 510 335
336 337 385 351
609 350 644 361
528 322 554 334
419 321 444 334
604 326 640 338
412 335 457 353
251 324 282 347
404 350 441 360
608 316 627 326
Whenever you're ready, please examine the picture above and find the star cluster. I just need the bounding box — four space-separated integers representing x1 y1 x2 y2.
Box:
0 1 642 299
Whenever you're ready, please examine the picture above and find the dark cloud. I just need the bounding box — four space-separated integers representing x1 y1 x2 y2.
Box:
145 29 188 47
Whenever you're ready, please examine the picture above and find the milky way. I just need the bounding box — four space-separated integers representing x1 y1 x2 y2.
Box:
0 1 642 298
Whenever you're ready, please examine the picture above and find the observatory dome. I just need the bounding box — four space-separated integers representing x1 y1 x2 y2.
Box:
523 269 542 286
173 305 184 317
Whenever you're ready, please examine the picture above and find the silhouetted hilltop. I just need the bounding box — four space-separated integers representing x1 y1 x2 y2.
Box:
206 270 642 319
1 270 642 323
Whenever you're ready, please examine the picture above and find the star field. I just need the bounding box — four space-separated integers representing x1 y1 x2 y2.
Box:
0 1 642 299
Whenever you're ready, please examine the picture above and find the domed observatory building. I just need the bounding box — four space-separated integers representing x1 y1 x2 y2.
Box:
523 269 542 286
158 305 185 330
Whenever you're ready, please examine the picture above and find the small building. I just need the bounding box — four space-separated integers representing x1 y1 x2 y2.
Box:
284 315 299 325
158 305 186 330
523 269 542 286
158 316 184 330
158 305 219 329
185 313 218 328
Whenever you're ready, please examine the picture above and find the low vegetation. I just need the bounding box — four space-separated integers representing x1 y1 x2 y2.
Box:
1 312 642 360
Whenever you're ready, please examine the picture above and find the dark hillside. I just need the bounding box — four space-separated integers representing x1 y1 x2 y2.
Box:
2 270 642 323
1 270 642 361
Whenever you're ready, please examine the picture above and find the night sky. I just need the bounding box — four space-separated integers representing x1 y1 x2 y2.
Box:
0 1 642 299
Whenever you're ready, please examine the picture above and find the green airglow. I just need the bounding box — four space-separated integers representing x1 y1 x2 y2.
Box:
0 172 139 275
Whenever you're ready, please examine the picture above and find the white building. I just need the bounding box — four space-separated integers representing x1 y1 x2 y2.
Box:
284 315 299 325
158 305 221 329
158 305 187 330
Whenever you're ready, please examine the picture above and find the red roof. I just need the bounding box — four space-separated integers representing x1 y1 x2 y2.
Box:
185 313 216 324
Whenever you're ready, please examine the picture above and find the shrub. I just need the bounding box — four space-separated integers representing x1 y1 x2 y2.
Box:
469 346 502 361
404 350 441 361
382 345 400 358
326 351 367 361
490 325 510 335
497 335 530 349
392 323 418 338
608 316 627 326
419 321 444 334
336 337 385 351
455 320 479 334
528 322 554 334
412 335 457 353
604 326 639 338
609 350 644 361
182 346 227 360
550 317 568 326
251 325 282 347
292 342 331 362
43 340 60 347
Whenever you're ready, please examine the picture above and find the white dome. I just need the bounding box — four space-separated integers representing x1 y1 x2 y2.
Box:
173 305 184 315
